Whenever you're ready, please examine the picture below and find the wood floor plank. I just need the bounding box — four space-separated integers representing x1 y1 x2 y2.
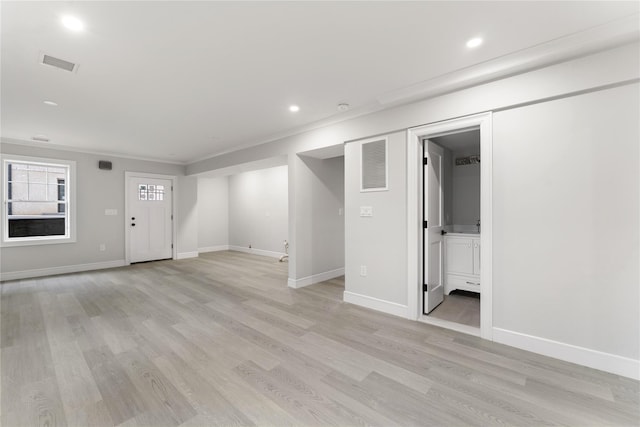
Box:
2 250 638 426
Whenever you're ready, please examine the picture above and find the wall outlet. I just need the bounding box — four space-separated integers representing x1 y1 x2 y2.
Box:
99 244 106 252
360 265 367 276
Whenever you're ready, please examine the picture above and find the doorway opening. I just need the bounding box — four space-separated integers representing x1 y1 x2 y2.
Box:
407 112 493 340
424 130 481 330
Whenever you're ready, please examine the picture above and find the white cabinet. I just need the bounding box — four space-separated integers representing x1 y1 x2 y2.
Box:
444 235 480 294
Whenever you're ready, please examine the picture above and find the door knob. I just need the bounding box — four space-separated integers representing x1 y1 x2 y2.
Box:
131 217 135 220
131 223 136 227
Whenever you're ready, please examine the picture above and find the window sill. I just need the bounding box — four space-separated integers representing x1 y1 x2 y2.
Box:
1 236 76 248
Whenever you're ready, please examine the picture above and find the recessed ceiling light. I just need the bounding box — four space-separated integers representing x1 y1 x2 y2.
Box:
466 37 483 49
43 100 58 106
337 103 350 112
62 15 84 32
289 105 300 112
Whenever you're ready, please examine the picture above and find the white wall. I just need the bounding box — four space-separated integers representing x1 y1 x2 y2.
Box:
290 155 345 286
176 175 199 258
344 132 407 308
452 162 480 225
492 84 639 361
197 176 229 251
228 165 288 255
0 142 189 278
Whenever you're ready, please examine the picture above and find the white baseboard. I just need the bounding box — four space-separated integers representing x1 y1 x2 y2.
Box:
343 291 409 318
229 245 285 259
493 327 640 380
0 260 126 282
287 267 345 289
198 245 230 253
176 251 199 260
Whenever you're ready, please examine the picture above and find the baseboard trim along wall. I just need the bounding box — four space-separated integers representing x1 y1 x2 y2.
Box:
198 245 230 253
176 252 199 260
229 245 285 259
493 327 640 380
287 268 345 289
0 259 126 282
343 291 409 318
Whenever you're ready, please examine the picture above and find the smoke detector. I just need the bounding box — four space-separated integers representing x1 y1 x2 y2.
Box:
39 52 78 73
337 103 350 112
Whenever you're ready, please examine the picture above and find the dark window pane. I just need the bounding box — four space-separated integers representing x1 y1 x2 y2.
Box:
8 218 65 237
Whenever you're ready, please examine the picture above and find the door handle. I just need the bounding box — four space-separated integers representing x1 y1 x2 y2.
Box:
131 217 135 220
466 281 480 285
131 223 136 227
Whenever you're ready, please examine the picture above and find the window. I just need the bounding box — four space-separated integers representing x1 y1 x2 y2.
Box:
2 155 76 246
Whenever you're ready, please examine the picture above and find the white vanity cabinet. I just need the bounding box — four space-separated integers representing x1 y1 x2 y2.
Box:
444 234 480 294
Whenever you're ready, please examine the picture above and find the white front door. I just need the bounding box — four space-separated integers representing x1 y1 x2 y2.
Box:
423 140 445 314
127 176 173 263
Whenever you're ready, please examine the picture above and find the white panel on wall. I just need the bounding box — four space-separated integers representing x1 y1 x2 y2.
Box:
361 138 387 191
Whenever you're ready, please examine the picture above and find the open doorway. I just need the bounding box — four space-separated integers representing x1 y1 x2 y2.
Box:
424 130 481 328
407 113 493 339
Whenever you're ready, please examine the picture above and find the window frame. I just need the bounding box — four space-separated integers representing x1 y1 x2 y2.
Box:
1 154 77 247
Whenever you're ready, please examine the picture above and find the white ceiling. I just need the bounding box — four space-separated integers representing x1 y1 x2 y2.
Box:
2 1 638 164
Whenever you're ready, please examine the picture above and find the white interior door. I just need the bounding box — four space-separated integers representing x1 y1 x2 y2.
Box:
423 140 445 314
128 176 173 263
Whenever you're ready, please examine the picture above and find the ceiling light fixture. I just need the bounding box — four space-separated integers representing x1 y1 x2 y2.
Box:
289 105 300 112
466 37 483 49
62 15 84 32
337 103 350 112
43 100 58 106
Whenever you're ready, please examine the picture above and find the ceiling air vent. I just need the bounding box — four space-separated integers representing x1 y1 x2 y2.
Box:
32 135 50 142
40 53 77 72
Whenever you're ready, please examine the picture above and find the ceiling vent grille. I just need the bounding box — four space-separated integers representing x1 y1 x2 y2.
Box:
40 54 77 72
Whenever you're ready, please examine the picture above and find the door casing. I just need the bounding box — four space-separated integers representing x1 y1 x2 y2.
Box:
407 112 493 340
125 171 177 264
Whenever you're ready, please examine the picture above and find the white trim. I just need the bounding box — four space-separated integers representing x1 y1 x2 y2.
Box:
359 136 389 192
1 137 186 165
1 154 77 247
177 251 199 260
406 112 493 339
493 328 640 381
0 260 126 282
229 245 285 259
198 245 230 253
124 171 177 264
287 267 345 289
343 291 409 318
418 316 481 338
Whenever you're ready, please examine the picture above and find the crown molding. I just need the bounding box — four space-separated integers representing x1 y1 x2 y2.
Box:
376 13 640 106
187 13 639 167
0 137 187 166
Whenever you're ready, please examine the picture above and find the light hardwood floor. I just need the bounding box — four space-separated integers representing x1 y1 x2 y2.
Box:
429 291 480 328
2 251 638 426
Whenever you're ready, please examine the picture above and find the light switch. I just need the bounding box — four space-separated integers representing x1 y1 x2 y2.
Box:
360 206 373 217
105 209 117 216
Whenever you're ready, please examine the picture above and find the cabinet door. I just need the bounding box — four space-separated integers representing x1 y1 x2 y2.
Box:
445 238 473 275
473 238 481 276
